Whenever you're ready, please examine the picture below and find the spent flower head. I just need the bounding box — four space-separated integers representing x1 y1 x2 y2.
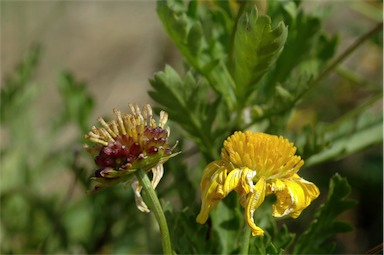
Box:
196 130 320 236
84 104 178 212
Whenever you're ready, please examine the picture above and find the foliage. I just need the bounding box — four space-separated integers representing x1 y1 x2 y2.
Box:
293 174 358 254
1 0 382 254
150 0 382 254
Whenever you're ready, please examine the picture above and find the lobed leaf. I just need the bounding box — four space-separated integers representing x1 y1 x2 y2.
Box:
157 0 236 109
234 7 288 103
211 193 242 254
149 65 227 160
292 174 357 254
165 206 213 254
303 95 383 166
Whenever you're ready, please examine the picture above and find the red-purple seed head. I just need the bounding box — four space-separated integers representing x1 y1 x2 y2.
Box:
103 147 113 155
91 118 173 173
130 142 142 156
147 146 158 155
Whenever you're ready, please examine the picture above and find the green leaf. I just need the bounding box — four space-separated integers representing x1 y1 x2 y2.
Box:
156 0 237 110
165 206 213 254
303 95 383 166
234 7 288 102
271 224 296 253
149 65 226 160
149 66 198 136
211 193 242 254
157 0 211 70
267 11 323 86
292 174 357 254
157 0 189 53
1 46 41 123
250 225 295 255
248 212 295 255
187 22 204 56
251 234 278 255
55 71 94 133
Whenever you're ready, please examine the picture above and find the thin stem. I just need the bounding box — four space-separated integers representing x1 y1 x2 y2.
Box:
240 226 251 255
135 169 173 255
302 22 383 98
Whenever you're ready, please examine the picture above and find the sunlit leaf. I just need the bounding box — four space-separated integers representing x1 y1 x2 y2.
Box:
234 7 288 102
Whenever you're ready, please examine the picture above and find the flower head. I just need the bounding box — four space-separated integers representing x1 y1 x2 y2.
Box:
196 131 320 236
84 104 178 212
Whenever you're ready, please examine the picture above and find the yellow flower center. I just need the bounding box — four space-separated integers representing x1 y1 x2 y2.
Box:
222 131 304 180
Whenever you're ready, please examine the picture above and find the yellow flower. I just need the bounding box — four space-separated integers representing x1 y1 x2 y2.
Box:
84 104 178 212
196 131 320 236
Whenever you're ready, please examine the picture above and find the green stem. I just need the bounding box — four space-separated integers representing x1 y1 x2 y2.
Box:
240 226 251 255
301 21 383 98
135 169 173 255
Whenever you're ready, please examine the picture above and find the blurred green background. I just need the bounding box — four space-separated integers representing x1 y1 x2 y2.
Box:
1 1 382 254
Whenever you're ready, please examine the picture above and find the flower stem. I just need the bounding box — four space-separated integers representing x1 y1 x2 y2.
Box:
240 226 251 255
135 169 173 255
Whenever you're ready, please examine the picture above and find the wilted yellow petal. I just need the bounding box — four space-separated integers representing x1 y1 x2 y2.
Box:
245 176 266 236
223 167 256 197
197 161 227 224
196 131 320 236
150 164 164 189
271 176 319 218
131 179 149 213
223 168 243 195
